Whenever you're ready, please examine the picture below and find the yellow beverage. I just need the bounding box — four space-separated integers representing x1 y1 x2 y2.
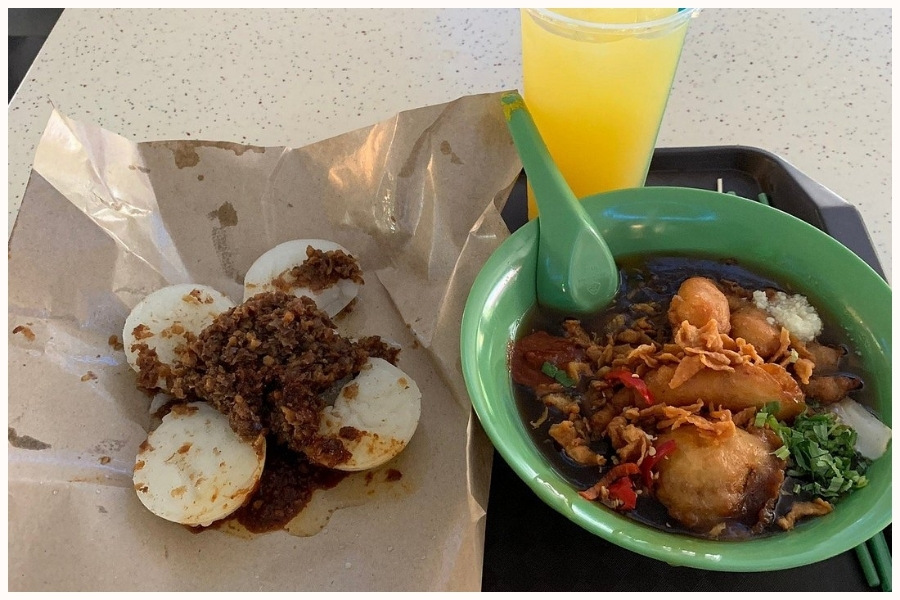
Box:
521 8 694 218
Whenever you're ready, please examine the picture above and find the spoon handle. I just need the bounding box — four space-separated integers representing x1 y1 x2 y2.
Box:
501 91 619 313
501 91 582 215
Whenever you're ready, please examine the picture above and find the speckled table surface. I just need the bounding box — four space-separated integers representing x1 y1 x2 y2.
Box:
8 8 892 281
6 7 893 592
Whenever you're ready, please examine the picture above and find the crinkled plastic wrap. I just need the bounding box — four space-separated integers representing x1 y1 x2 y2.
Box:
8 92 521 591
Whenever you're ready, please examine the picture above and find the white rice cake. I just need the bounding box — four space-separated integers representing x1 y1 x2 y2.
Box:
133 401 266 527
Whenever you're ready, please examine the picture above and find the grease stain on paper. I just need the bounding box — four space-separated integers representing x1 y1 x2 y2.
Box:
398 135 428 179
93 438 128 454
162 141 266 169
12 325 35 341
207 202 239 228
439 140 464 165
207 201 242 283
108 335 125 351
283 467 411 538
206 465 414 540
8 428 51 450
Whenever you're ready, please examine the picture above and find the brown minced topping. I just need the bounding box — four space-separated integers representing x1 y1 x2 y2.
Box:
228 442 347 534
272 246 365 294
133 290 399 468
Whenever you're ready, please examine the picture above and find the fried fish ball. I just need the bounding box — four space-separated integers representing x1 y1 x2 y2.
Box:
667 276 731 334
654 425 785 533
729 304 782 359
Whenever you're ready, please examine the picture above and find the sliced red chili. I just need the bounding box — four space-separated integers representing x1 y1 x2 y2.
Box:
640 439 677 487
604 369 655 405
580 462 641 508
606 477 637 511
598 461 640 487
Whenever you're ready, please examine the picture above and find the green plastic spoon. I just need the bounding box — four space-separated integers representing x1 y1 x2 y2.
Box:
501 91 619 314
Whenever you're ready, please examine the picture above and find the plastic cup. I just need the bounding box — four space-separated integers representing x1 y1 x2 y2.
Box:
521 8 698 219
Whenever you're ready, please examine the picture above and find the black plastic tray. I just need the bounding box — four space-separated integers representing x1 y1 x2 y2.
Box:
486 145 888 592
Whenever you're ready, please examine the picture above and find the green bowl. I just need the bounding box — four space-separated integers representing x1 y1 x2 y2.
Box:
461 186 891 571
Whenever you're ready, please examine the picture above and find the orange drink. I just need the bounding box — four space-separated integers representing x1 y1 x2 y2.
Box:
521 8 697 218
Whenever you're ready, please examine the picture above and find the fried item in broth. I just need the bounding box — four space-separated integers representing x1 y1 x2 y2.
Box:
643 363 806 421
654 425 785 533
667 276 731 334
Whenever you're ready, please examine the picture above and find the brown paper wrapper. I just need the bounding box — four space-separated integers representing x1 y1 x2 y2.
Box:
8 92 521 591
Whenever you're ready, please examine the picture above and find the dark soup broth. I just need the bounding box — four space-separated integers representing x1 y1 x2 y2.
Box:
510 253 872 540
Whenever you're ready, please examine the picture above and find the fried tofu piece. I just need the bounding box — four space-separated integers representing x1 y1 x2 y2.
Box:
548 420 606 467
777 498 833 531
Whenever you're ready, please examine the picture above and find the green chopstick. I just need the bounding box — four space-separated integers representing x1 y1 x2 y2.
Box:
855 542 880 588
866 530 892 592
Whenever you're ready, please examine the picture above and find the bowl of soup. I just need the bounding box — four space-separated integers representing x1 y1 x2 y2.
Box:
460 186 891 571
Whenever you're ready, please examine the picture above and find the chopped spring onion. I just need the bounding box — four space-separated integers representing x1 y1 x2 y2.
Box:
540 361 575 387
757 404 870 499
